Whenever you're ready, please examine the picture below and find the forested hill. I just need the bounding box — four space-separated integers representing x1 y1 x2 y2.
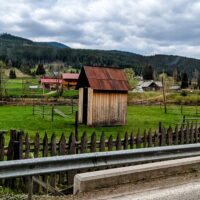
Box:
0 33 200 75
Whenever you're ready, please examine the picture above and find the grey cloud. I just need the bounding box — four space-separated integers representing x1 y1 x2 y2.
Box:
1 0 200 58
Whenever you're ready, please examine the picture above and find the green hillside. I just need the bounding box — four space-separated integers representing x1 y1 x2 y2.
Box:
0 33 200 76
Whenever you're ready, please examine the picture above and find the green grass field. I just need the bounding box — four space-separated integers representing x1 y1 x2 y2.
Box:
5 78 78 98
0 105 199 141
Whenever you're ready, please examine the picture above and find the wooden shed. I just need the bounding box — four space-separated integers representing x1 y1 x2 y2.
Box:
76 66 129 126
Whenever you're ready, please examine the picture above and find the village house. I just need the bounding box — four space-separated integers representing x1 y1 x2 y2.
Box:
40 77 62 90
136 80 163 91
62 73 79 89
76 66 130 126
40 73 79 90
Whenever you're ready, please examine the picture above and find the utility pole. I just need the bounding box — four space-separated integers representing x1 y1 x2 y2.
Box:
162 77 167 113
0 67 2 98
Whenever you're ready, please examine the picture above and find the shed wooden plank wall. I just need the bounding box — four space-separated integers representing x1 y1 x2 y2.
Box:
78 88 83 123
87 88 93 125
92 91 127 125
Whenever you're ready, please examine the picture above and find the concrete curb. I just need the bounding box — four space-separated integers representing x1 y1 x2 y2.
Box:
74 156 200 194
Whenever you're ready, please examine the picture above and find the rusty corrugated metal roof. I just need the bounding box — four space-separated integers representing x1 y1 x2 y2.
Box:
77 66 129 91
62 73 79 80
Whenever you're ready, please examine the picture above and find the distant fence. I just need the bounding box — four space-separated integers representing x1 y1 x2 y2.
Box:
0 122 200 193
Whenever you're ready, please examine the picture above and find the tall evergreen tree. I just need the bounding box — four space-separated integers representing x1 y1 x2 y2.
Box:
142 64 154 80
36 64 46 75
181 72 189 89
9 69 16 79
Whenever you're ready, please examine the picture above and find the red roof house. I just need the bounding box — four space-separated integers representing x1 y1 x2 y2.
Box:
40 77 62 90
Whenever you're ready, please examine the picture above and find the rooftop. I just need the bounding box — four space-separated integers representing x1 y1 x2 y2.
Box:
77 66 129 91
62 73 79 80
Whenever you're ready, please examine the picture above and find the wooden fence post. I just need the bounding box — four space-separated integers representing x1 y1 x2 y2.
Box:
33 132 40 194
50 133 57 189
25 133 30 159
59 133 66 155
186 122 190 144
116 133 121 150
136 130 141 148
6 130 18 189
99 132 105 152
154 131 159 147
90 132 96 152
180 125 184 144
34 132 40 158
43 133 48 157
59 133 66 184
0 133 4 161
108 135 113 151
174 125 179 145
67 132 76 186
143 130 147 148
81 132 87 153
69 132 76 154
198 127 200 143
7 130 16 160
123 132 129 150
190 123 194 144
167 127 173 145
161 128 166 146
148 129 152 147
17 131 23 160
195 124 198 143
42 133 48 193
130 131 134 149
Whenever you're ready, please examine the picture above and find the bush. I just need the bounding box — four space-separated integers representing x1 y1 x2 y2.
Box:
9 69 16 79
180 90 187 97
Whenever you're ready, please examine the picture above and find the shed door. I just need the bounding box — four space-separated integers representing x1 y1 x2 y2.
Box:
83 87 88 124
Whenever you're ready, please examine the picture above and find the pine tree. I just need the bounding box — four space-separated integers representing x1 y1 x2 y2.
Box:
142 64 154 80
181 72 189 89
9 69 16 79
36 64 46 75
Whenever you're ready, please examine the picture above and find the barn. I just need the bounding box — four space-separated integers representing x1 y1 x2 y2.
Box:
62 73 79 89
76 66 129 126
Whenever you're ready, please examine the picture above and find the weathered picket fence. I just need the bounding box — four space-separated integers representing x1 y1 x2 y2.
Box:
0 122 200 194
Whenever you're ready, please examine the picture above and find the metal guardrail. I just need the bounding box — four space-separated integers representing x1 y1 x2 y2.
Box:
1 143 200 199
1 144 200 179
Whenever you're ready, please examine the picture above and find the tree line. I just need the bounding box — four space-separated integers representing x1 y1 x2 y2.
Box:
1 34 200 77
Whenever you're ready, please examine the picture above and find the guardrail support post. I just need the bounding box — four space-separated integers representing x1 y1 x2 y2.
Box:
28 176 33 200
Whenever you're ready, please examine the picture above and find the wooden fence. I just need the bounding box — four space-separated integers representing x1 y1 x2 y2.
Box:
0 122 200 194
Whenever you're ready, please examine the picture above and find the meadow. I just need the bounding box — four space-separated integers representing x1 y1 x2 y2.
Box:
0 104 198 141
5 78 78 98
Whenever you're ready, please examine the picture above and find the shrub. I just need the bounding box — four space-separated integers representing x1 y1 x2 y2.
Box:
180 90 187 97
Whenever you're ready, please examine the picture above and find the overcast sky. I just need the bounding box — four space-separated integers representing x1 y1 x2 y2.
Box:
0 0 200 58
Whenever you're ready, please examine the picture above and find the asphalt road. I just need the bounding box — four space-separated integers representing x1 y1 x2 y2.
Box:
14 172 200 200
105 181 200 200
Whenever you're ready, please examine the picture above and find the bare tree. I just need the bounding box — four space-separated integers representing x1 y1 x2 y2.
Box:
0 61 7 98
